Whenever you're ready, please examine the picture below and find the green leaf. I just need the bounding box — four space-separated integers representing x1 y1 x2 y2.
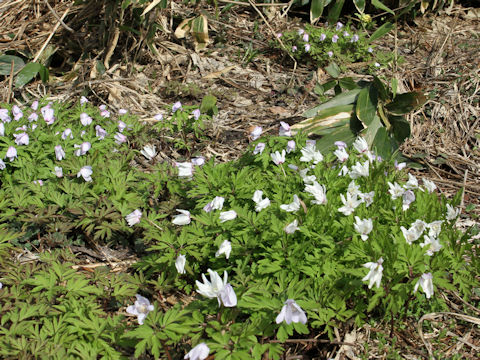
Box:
310 0 324 23
292 104 353 136
338 77 359 90
389 115 411 143
385 92 426 115
353 0 365 13
369 22 394 43
0 55 25 75
391 78 398 98
14 62 41 88
371 0 395 15
372 76 389 101
372 126 393 158
327 0 345 23
363 114 383 148
356 86 378 126
303 88 361 117
325 62 341 79
200 94 218 115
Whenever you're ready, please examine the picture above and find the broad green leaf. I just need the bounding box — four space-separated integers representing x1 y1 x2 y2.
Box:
310 0 325 23
356 86 378 126
315 126 357 153
389 115 411 143
0 55 25 75
292 104 353 136
391 78 398 98
327 0 345 23
303 88 361 117
192 15 209 51
363 114 382 148
200 94 218 115
372 76 389 101
325 62 341 78
14 62 41 88
371 0 395 15
353 0 366 13
338 77 359 90
369 22 394 42
385 92 426 115
372 126 392 158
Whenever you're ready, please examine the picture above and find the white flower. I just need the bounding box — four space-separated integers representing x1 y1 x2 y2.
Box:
414 273 434 299
54 145 65 161
286 140 296 153
353 137 369 154
280 194 301 212
175 255 186 274
117 120 127 132
359 191 375 207
250 126 262 140
411 219 427 235
192 157 205 166
12 105 23 120
354 217 373 241
388 182 405 200
252 190 271 212
404 173 419 190
347 180 361 198
119 109 128 115
420 235 442 256
192 109 201 120
446 204 460 221
362 257 383 289
80 96 88 105
172 101 182 112
300 143 323 164
275 299 307 325
0 122 4 136
339 165 349 176
271 150 286 165
125 209 142 226
140 144 157 161
172 209 191 225
54 166 63 178
284 219 299 234
126 294 154 325
80 113 92 126
338 193 362 216
5 146 17 162
394 160 406 170
74 141 91 156
305 181 327 205
299 168 316 184
114 132 127 144
334 147 349 162
14 132 29 146
402 190 416 211
0 109 11 122
215 240 232 260
184 343 209 360
154 113 163 121
42 107 55 124
61 128 73 140
422 178 437 193
195 269 237 307
95 125 107 139
203 196 225 212
0 159 5 170
401 225 421 245
349 161 369 179
219 210 237 223
279 121 291 136
253 142 265 155
177 162 193 177
427 220 443 238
